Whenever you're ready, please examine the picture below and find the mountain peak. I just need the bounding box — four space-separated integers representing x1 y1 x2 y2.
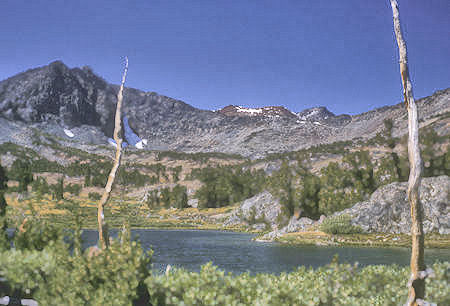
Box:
0 61 103 126
297 106 334 121
0 61 448 158
217 105 297 119
49 60 66 67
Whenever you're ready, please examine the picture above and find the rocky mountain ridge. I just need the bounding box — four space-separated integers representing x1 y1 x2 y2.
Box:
217 105 298 119
0 61 449 158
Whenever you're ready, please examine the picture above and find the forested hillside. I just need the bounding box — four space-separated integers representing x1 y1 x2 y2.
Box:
0 113 447 230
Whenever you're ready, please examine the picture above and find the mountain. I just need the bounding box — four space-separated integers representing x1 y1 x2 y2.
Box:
0 61 449 158
297 107 352 126
297 106 334 121
217 105 298 120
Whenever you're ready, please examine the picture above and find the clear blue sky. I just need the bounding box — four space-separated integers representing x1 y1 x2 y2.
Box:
1 0 449 115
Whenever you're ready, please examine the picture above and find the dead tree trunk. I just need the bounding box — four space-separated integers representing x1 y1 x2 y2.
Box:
97 57 128 249
389 1 425 305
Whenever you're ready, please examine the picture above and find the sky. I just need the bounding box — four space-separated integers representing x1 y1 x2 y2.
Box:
1 0 449 115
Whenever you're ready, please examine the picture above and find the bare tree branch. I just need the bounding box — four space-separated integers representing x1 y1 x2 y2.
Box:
389 1 425 305
97 57 128 249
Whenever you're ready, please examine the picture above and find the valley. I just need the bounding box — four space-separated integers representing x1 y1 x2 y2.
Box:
0 62 448 255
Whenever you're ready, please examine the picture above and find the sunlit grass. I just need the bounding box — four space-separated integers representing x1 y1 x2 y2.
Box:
277 231 450 248
5 192 450 248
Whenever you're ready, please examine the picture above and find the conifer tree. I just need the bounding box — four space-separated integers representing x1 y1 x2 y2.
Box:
0 164 9 249
11 159 33 193
53 176 64 201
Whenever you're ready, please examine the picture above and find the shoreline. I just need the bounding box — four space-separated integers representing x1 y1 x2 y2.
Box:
266 232 450 249
7 221 450 249
77 223 450 249
6 196 450 249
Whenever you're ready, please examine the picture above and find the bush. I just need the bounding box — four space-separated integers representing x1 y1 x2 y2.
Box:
320 214 363 235
171 184 188 209
88 192 101 201
117 168 153 187
51 177 64 200
193 166 266 208
12 218 64 251
0 230 151 305
9 159 33 192
145 261 450 305
0 218 449 305
31 177 50 196
144 185 188 210
65 183 82 196
0 164 8 250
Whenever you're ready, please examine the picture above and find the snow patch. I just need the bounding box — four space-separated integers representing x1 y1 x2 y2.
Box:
108 138 128 148
297 108 322 120
235 106 262 114
135 140 144 149
63 129 74 138
308 109 320 117
123 116 142 146
108 138 117 147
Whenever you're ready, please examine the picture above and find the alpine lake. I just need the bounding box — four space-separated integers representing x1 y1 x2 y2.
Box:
81 229 450 275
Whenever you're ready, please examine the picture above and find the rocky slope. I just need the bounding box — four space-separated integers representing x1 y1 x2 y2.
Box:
1 61 449 158
334 175 450 235
224 191 289 231
252 176 450 239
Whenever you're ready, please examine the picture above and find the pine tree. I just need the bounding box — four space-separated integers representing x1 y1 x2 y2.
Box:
53 176 64 200
84 167 91 187
0 164 9 250
11 159 33 192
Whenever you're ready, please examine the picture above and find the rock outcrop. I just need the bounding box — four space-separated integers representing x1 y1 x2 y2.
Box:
260 216 318 240
259 176 449 240
224 191 289 231
334 176 450 234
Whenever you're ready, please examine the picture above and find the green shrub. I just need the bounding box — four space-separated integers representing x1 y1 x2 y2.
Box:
13 218 64 251
170 165 182 182
268 160 296 216
9 159 33 192
144 185 189 209
0 164 8 250
65 183 82 196
146 261 450 305
0 232 151 305
88 192 101 201
0 218 449 305
193 166 266 208
117 168 153 187
31 177 50 196
51 177 65 200
171 184 189 209
320 214 363 235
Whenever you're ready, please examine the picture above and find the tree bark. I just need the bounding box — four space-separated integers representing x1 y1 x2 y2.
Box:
97 57 128 249
389 1 425 305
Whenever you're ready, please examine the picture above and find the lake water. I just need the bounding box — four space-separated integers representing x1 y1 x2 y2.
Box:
81 229 450 274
